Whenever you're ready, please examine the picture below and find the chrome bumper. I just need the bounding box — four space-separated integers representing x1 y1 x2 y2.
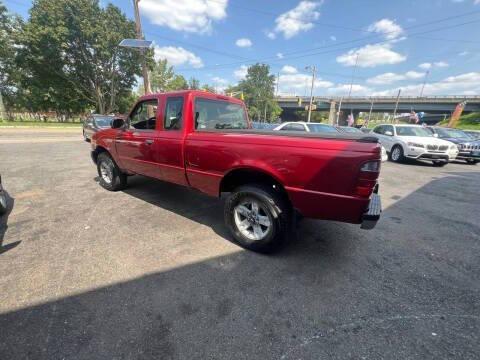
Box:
361 192 382 230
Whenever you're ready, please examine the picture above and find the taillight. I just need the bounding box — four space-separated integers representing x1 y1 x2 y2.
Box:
360 160 380 172
356 161 380 198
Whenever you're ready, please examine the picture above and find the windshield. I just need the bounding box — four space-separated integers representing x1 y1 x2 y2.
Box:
396 126 432 137
340 126 362 133
306 123 339 133
195 98 248 130
94 116 113 128
435 127 471 140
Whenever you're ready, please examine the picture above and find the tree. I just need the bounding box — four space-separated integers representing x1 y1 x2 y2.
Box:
231 63 282 122
150 59 174 92
188 77 200 90
0 2 22 114
201 84 215 93
169 75 188 91
17 0 145 114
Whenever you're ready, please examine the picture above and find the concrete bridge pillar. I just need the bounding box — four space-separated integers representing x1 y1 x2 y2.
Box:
328 101 336 125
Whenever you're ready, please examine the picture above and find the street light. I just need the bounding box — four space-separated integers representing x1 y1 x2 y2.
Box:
305 65 316 123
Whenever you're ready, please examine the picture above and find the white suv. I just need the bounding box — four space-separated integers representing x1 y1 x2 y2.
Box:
371 124 458 166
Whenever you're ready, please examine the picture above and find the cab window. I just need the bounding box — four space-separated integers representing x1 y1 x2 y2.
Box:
373 126 385 135
164 97 184 130
129 100 158 130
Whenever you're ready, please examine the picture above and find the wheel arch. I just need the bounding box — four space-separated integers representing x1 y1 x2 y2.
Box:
91 145 109 164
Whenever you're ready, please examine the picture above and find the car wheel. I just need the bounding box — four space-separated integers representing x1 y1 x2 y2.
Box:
466 159 479 165
97 152 127 191
432 160 447 167
390 145 404 163
0 192 7 215
224 184 292 253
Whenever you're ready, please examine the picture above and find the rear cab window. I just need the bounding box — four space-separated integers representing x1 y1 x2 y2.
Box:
194 97 248 130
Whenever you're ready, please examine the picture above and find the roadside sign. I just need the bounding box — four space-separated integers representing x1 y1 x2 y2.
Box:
305 104 317 111
119 39 153 49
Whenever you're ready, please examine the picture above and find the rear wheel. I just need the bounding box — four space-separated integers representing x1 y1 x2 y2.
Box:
390 145 404 163
97 152 127 191
224 184 292 253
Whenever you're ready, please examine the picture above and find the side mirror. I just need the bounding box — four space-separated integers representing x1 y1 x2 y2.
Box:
385 131 393 136
111 118 125 129
433 133 439 138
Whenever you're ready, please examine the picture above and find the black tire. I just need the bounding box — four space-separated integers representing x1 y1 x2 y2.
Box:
96 152 127 191
224 184 292 253
389 145 404 163
0 193 7 215
466 159 479 165
432 160 447 167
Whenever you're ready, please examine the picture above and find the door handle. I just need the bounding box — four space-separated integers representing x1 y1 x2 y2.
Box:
145 139 154 145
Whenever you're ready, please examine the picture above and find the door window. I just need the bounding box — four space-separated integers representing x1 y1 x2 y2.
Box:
281 123 306 131
384 125 394 135
164 97 184 131
129 100 158 130
373 126 385 135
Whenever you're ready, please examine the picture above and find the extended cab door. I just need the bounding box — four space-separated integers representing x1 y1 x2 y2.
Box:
153 95 189 186
115 98 161 179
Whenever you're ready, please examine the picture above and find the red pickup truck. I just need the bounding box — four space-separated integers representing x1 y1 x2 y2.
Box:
91 90 382 252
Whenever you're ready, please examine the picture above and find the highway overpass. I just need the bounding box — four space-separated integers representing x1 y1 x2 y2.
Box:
276 96 480 124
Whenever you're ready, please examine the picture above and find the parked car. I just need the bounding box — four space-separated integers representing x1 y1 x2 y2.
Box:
251 122 277 130
463 130 480 140
90 91 382 253
273 121 339 133
0 175 7 215
83 114 116 142
338 126 388 162
371 124 458 166
427 126 480 164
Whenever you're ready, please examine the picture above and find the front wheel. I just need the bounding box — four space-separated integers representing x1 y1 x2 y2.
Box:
224 184 292 253
390 145 404 163
432 160 447 167
97 152 127 191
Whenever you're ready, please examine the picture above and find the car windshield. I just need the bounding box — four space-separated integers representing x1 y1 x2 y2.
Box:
340 126 362 133
306 124 339 133
396 126 432 137
94 116 113 128
195 98 248 130
435 128 472 140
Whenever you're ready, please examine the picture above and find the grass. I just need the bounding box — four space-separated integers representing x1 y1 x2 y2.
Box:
438 112 480 130
0 120 82 128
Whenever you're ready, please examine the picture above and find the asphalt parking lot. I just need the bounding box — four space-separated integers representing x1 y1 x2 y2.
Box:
0 128 479 360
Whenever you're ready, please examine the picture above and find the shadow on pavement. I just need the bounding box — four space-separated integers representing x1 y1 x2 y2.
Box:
0 192 20 255
0 172 479 359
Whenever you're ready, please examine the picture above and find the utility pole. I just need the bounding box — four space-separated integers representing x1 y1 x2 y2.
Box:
336 96 343 126
393 89 401 123
419 70 429 97
275 72 280 97
305 65 316 123
133 0 151 94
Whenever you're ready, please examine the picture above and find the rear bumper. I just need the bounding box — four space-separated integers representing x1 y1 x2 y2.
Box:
361 192 382 229
457 151 480 160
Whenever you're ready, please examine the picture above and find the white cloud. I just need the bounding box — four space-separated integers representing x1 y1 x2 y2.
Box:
154 46 203 68
367 72 406 85
330 35 337 41
367 70 426 85
434 61 449 68
405 71 425 79
458 51 469 56
418 61 448 70
281 65 298 74
212 76 228 84
233 65 248 80
266 31 276 39
367 19 404 40
337 43 406 67
235 38 252 48
372 72 480 96
419 62 432 70
327 84 372 96
277 71 333 96
139 0 227 34
276 52 284 59
272 1 322 39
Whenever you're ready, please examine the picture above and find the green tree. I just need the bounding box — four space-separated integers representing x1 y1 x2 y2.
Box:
232 63 281 122
168 74 188 91
201 84 215 93
17 0 144 114
150 59 174 92
0 2 22 114
188 77 200 90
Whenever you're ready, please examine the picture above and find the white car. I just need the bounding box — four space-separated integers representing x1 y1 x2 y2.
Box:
273 121 339 134
371 124 459 166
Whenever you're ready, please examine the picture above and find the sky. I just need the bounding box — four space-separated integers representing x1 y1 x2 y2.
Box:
4 0 480 96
